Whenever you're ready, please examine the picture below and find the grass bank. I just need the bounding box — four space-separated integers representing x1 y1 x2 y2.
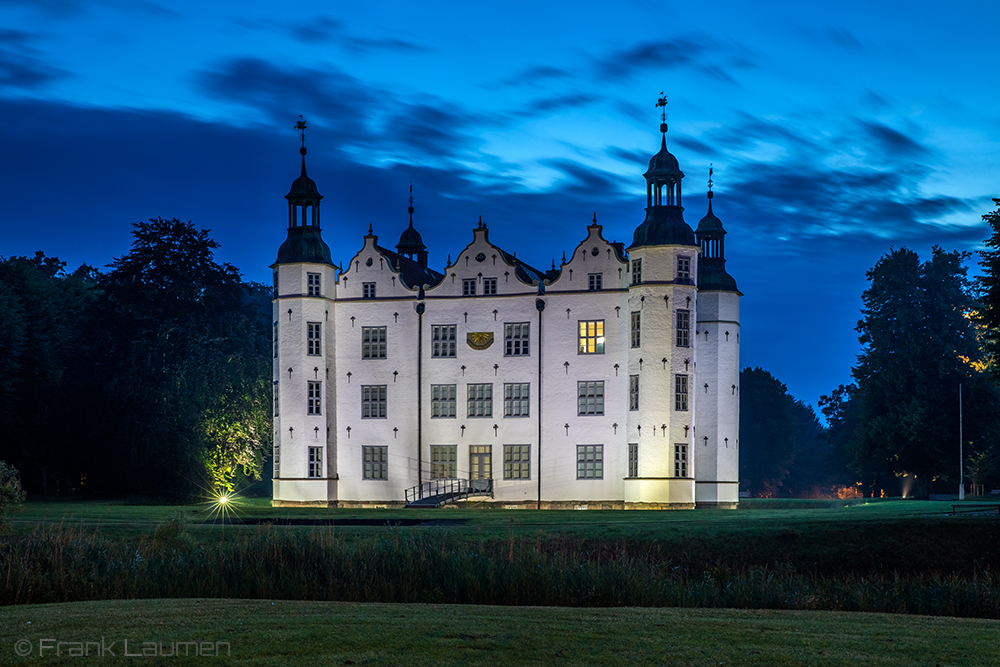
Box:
2 599 998 666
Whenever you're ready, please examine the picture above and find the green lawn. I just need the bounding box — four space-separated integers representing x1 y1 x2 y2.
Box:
1 599 997 666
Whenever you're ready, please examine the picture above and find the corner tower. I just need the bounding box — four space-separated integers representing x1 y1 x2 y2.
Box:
272 119 338 507
693 168 740 508
623 96 700 509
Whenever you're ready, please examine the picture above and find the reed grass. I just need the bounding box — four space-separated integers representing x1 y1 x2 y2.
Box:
3 520 1000 618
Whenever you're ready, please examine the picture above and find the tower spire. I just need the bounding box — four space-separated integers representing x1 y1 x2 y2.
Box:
408 181 414 226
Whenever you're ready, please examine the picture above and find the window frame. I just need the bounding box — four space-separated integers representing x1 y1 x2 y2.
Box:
307 322 322 356
578 320 605 355
467 383 493 418
362 384 387 419
576 444 603 479
628 443 638 478
307 272 321 297
504 322 530 357
362 326 387 359
307 380 322 415
504 444 531 480
483 277 497 295
631 258 642 285
362 282 376 299
676 310 691 347
431 445 457 479
674 443 688 477
431 384 457 418
677 256 691 283
363 445 388 480
503 382 530 417
588 273 602 291
629 374 639 411
630 311 640 348
308 446 323 478
431 324 457 358
462 278 476 296
675 375 689 411
577 380 605 415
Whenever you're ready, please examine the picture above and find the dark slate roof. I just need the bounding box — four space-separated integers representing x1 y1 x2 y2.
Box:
698 259 738 292
495 247 556 291
376 245 444 289
629 206 697 248
396 221 426 253
644 135 683 179
696 200 725 235
285 158 322 200
274 226 334 265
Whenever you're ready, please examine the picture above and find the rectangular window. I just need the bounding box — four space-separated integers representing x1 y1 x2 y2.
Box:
273 274 279 299
505 322 530 356
577 444 603 479
307 381 322 415
363 445 388 480
273 321 278 358
631 258 642 285
307 322 322 356
431 445 457 479
630 311 640 348
431 384 457 418
483 277 497 295
629 375 639 411
462 279 476 296
362 282 376 299
677 257 691 282
273 382 279 417
676 310 690 347
431 324 457 358
308 446 323 478
675 444 688 477
578 381 605 415
362 326 387 359
504 444 531 480
578 320 605 354
362 385 387 419
628 443 638 478
588 273 602 291
503 383 530 417
467 383 493 417
307 272 321 297
675 375 689 411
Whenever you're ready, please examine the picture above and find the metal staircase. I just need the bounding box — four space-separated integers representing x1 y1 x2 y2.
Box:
405 478 494 508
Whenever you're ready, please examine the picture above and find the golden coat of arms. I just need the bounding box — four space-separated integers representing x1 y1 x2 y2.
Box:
467 332 494 350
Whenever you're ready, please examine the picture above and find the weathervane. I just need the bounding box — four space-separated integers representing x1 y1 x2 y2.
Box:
708 165 714 191
295 115 308 154
408 181 414 224
656 92 668 134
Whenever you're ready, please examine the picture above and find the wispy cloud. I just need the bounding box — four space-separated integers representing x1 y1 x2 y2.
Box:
0 29 67 90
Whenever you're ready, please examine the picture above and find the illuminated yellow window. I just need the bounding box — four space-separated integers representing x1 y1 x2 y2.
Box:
578 320 605 354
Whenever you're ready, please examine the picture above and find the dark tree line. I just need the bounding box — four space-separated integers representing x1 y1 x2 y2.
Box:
0 219 272 499
742 202 1000 498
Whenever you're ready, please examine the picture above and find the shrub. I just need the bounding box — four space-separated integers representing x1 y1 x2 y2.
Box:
0 460 26 533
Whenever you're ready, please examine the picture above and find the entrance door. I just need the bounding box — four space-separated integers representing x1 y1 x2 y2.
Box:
469 445 492 492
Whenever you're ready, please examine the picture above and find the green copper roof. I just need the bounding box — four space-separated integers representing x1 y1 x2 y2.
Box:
274 226 333 265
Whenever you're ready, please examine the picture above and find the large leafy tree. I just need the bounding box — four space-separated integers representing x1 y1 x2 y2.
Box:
975 199 1000 374
77 218 271 498
0 253 99 493
739 367 800 496
851 247 993 498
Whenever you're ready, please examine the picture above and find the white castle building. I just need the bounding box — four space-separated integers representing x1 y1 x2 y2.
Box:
271 118 741 509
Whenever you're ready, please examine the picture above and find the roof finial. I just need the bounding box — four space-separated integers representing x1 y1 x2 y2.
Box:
707 164 714 199
408 181 414 225
295 115 308 156
656 93 668 135
593 212 598 225
478 215 482 229
368 222 373 235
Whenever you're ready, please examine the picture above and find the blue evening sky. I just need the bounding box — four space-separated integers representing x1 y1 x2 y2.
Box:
2 0 998 410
